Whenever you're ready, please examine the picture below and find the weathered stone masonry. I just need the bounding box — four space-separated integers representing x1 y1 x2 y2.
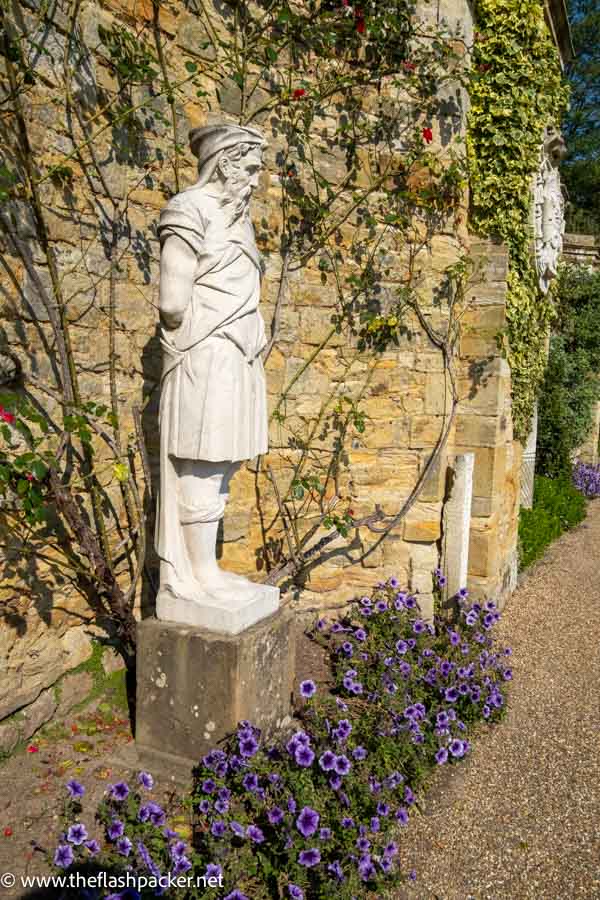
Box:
0 0 567 745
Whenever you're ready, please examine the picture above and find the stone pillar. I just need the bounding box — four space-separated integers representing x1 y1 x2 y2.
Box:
136 606 296 783
574 399 600 465
442 453 474 601
520 402 538 509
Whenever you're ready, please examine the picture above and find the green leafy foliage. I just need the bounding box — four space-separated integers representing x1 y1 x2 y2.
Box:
561 0 600 232
537 265 600 478
467 0 570 441
518 474 586 570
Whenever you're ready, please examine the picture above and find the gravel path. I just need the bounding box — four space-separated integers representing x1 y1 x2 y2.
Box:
397 498 600 900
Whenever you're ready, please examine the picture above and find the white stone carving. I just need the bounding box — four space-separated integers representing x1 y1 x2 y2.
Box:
154 124 279 634
533 128 567 294
520 401 538 509
442 453 474 602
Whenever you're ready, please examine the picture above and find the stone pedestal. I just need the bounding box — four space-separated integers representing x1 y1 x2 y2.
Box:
136 606 295 783
442 452 474 604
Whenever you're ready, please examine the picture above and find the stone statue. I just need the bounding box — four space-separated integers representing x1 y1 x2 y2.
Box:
154 123 279 634
533 127 567 294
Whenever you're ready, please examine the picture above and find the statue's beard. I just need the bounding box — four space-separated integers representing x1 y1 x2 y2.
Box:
220 180 252 226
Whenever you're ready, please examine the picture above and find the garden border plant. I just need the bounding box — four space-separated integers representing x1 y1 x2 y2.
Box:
43 573 513 899
467 0 570 442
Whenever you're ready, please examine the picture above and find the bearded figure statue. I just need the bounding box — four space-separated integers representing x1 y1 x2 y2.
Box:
154 123 279 634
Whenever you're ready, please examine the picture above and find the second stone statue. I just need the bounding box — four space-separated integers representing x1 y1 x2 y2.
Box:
154 123 279 634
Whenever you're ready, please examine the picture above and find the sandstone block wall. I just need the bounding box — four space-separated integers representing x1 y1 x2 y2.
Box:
0 0 522 738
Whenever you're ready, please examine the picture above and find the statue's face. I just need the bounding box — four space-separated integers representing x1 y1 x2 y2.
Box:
218 147 263 205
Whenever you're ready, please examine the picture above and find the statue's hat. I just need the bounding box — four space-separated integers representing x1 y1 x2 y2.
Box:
189 124 266 166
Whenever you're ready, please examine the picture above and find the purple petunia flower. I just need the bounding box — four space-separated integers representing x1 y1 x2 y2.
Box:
295 745 315 767
107 820 125 841
116 836 133 856
445 687 459 703
298 848 321 867
204 863 222 879
224 892 249 900
335 719 352 740
334 754 351 776
211 820 226 838
329 775 343 791
170 840 187 860
288 884 304 900
435 747 449 765
328 860 345 882
319 827 332 840
109 781 130 802
230 821 245 837
84 839 100 856
242 773 259 792
352 746 367 760
358 856 377 881
138 771 154 790
396 807 409 825
341 817 354 829
319 750 336 771
299 679 316 698
172 856 192 875
247 825 265 843
296 806 319 838
66 823 88 845
66 780 85 799
449 739 466 758
239 734 259 758
54 844 74 868
268 806 284 825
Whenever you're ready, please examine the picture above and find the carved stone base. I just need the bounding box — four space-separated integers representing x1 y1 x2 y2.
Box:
136 607 295 783
156 582 279 635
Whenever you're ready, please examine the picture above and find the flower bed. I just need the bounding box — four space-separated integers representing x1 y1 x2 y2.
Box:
572 461 600 499
47 577 512 899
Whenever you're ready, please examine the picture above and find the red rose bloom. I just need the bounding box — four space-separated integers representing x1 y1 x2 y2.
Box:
402 60 416 72
356 17 365 33
0 406 15 424
4 827 13 837
292 88 306 100
422 127 433 143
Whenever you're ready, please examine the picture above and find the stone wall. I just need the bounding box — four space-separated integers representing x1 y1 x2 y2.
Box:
0 0 524 739
562 233 600 270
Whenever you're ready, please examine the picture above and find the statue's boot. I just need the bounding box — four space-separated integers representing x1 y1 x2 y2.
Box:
182 519 260 597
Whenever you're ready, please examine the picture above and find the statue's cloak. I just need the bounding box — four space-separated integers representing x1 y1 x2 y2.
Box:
154 188 269 578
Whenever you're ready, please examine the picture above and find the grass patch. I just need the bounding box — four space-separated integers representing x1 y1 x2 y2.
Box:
518 474 587 570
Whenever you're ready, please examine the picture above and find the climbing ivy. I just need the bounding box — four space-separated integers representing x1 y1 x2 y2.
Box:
467 0 570 441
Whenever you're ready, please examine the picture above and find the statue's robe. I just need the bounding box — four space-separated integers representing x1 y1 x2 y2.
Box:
154 186 269 584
